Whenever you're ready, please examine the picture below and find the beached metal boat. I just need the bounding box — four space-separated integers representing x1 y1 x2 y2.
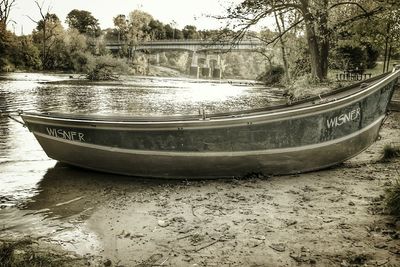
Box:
21 68 400 179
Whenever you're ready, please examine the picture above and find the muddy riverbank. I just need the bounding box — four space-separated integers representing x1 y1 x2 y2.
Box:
1 73 400 266
1 112 399 266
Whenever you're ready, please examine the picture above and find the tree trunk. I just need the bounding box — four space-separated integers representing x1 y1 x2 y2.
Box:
42 23 47 69
300 0 329 81
386 44 392 73
274 11 290 81
318 0 329 79
304 17 324 81
383 22 390 73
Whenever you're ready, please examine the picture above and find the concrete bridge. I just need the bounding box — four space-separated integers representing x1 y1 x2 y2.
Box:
106 39 264 52
106 39 265 78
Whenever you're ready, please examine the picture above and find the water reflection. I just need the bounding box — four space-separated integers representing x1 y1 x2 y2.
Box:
0 75 283 203
0 72 285 257
0 163 181 255
0 72 285 205
0 73 284 115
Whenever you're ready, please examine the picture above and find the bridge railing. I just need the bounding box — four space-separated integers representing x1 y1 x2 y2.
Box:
106 39 264 46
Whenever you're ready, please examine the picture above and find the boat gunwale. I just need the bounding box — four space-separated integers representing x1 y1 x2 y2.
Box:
32 114 385 156
21 70 398 128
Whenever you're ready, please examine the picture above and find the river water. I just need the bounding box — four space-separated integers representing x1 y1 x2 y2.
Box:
0 72 284 258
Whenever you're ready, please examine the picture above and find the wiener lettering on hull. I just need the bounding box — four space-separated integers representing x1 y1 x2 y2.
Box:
46 127 85 142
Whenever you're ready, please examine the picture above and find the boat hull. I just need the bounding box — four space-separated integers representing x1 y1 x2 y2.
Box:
21 70 400 179
30 116 383 178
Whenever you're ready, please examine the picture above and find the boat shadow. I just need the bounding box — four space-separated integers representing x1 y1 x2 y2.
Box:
21 163 278 221
23 163 227 219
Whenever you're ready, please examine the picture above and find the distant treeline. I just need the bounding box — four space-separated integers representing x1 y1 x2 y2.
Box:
0 7 269 80
0 8 237 76
1 1 400 83
105 11 233 43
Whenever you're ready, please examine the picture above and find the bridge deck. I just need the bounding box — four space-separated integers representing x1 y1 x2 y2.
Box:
106 39 265 52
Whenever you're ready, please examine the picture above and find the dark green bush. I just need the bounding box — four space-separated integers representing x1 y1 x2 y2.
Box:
386 176 400 216
257 65 285 86
382 144 400 161
365 45 379 69
290 48 311 79
85 54 128 80
330 44 379 73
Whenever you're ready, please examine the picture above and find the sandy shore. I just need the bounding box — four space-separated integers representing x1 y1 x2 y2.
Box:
1 113 400 266
86 114 400 266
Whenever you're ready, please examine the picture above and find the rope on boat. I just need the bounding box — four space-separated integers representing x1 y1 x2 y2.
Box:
0 110 26 127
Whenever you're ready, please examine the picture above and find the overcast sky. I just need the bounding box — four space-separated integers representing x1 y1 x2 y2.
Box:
8 0 245 35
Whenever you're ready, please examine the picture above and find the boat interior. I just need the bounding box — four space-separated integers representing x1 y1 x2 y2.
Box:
24 72 390 122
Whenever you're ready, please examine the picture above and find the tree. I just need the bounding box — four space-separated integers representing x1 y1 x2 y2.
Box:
182 25 199 39
331 1 400 73
127 10 153 45
62 28 90 71
224 0 391 81
28 1 64 70
0 25 13 70
0 0 15 26
113 14 128 42
273 10 290 81
12 35 41 69
174 29 184 39
378 9 400 72
164 24 174 39
147 19 166 40
66 9 101 37
0 0 16 70
85 54 128 81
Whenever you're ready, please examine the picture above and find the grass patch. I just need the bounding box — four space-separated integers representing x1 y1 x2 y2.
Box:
0 239 84 267
382 143 400 161
386 173 400 217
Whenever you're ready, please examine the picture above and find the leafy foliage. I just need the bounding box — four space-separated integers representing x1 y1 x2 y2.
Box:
0 0 16 26
386 175 400 217
66 9 101 37
2 2 399 82
127 10 153 44
32 12 65 70
257 66 285 86
290 47 311 79
365 45 380 69
113 14 128 42
331 45 367 72
223 52 266 79
12 36 41 70
0 24 13 70
0 238 85 267
223 0 398 81
182 25 199 39
382 144 400 161
85 54 128 81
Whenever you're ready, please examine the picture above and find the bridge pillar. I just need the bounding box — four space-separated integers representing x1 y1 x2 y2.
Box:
155 53 160 66
190 51 200 78
201 55 211 78
213 68 222 79
201 67 210 77
212 54 222 79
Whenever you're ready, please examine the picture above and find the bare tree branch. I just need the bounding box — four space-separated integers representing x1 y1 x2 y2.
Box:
0 0 16 25
329 1 368 14
26 15 38 24
28 0 61 69
330 6 384 33
34 0 45 19
259 18 304 46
